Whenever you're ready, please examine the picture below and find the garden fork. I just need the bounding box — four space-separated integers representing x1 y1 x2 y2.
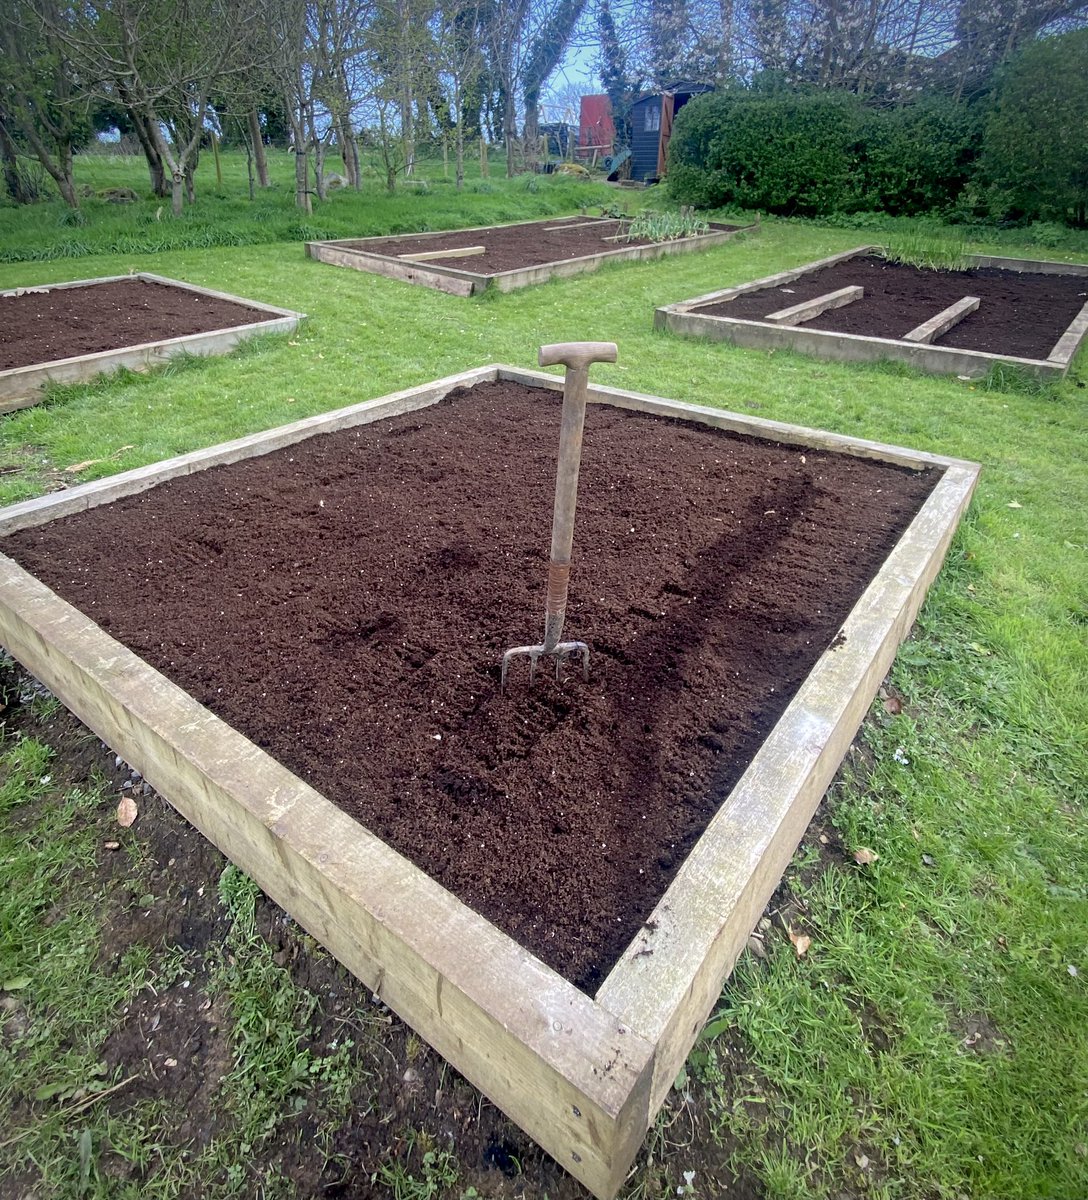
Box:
501 340 618 692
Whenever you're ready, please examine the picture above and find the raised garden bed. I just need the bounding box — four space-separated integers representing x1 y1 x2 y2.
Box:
306 215 755 295
0 274 305 411
0 364 979 1198
656 246 1088 380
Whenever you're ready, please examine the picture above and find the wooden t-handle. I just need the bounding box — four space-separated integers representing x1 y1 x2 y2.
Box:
538 341 618 371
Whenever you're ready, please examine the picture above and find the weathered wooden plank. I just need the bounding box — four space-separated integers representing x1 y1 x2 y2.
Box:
305 243 479 296
542 219 612 232
903 295 980 344
655 308 1064 381
765 285 864 326
675 246 876 313
1047 298 1088 364
397 245 486 261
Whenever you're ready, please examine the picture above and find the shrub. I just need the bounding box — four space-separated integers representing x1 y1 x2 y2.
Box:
668 90 866 216
981 29 1088 227
861 97 981 217
668 89 980 220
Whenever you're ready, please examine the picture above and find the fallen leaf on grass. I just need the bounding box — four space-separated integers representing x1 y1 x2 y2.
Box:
882 693 903 715
788 927 811 957
854 847 880 865
855 1153 870 1170
1007 500 1022 509
64 445 134 474
116 796 138 827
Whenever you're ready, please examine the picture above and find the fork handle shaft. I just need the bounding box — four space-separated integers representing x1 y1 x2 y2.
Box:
543 363 590 651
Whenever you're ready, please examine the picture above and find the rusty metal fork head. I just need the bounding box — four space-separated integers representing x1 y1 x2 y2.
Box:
500 639 590 692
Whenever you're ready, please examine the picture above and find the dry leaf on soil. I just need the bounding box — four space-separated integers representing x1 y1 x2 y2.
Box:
854 847 880 865
788 927 811 957
116 795 138 827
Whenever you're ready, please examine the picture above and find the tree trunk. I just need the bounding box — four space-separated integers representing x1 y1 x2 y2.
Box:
128 107 169 197
455 121 464 190
14 107 79 208
524 102 540 170
338 114 359 188
248 109 270 187
0 116 30 203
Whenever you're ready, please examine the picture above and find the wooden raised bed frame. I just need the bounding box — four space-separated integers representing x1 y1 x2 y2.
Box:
0 273 306 412
0 366 979 1198
655 245 1088 380
305 216 758 296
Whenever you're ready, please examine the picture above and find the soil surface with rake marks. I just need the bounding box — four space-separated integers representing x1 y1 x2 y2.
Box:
340 216 743 274
0 278 272 371
2 380 936 992
694 254 1088 359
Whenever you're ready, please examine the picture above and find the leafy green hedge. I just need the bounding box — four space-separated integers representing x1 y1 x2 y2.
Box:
668 90 980 219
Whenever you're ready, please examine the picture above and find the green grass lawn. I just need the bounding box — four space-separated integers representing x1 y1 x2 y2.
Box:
0 178 1085 1200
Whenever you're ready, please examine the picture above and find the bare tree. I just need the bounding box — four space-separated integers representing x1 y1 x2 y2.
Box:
44 0 267 215
433 0 487 187
0 0 90 208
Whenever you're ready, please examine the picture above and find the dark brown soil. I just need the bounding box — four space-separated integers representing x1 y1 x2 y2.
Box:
695 254 1088 360
345 216 742 274
0 278 273 371
2 380 937 992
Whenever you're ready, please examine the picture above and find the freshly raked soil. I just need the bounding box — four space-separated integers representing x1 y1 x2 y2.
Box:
342 215 744 274
2 379 937 992
0 278 274 371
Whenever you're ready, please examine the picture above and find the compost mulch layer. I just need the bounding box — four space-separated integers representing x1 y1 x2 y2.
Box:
2 379 938 992
0 278 272 372
341 216 743 274
694 254 1088 360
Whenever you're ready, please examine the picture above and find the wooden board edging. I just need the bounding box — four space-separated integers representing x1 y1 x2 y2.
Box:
0 362 980 1198
305 219 757 296
594 462 979 1109
0 273 306 408
656 248 1088 380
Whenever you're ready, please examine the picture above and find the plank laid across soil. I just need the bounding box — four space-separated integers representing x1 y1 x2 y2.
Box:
692 253 1087 360
0 364 980 1198
2 380 935 991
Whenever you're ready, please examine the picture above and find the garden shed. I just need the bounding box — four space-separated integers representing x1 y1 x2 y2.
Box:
628 82 712 182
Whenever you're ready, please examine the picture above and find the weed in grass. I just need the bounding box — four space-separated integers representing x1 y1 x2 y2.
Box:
212 866 370 1144
375 1129 459 1200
